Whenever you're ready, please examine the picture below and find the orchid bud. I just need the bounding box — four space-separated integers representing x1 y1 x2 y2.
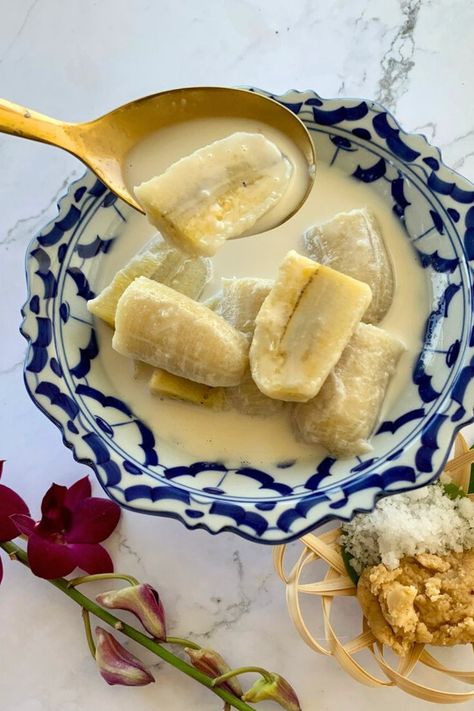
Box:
96 584 166 639
95 627 154 686
185 647 243 697
242 672 301 711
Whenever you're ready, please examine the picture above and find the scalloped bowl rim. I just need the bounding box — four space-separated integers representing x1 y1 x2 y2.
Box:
20 87 474 543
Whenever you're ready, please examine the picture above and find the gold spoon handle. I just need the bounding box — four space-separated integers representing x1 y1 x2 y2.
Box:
0 99 75 151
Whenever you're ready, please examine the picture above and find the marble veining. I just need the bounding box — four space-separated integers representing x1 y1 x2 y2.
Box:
376 0 422 110
1 1 474 709
0 170 79 248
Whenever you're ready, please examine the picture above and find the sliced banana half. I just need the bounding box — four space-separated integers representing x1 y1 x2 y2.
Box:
250 250 372 402
303 208 394 324
292 323 405 457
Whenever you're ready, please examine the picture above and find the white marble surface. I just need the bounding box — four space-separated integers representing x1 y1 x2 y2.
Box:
1 1 474 709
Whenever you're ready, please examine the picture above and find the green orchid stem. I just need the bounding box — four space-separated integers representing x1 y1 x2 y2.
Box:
166 636 201 650
213 666 274 687
82 609 97 659
1 541 256 711
67 572 140 588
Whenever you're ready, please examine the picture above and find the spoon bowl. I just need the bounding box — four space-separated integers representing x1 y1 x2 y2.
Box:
0 87 316 221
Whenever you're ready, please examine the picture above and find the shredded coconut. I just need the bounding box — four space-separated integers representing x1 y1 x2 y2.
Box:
341 481 474 574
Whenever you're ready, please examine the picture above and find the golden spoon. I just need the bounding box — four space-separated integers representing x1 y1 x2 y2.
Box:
0 86 315 222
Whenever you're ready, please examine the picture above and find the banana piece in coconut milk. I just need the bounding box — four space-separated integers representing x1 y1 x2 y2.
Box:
219 277 273 339
292 323 405 457
216 277 283 416
303 208 394 324
112 277 249 387
149 368 226 410
87 241 211 327
250 250 372 402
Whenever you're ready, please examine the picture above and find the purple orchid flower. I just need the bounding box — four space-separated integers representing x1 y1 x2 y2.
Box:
11 476 120 579
0 460 30 582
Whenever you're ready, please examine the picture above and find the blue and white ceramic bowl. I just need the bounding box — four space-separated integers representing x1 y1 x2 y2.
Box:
21 88 474 543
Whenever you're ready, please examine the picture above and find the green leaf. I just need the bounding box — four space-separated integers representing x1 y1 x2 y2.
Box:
442 482 467 500
341 543 360 585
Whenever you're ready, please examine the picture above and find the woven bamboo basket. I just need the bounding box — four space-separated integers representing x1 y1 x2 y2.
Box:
274 433 474 703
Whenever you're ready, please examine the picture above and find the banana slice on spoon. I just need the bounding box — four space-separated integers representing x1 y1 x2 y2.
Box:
134 132 293 257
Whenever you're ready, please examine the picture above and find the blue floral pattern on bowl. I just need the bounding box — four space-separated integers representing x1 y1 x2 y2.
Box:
21 89 474 543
